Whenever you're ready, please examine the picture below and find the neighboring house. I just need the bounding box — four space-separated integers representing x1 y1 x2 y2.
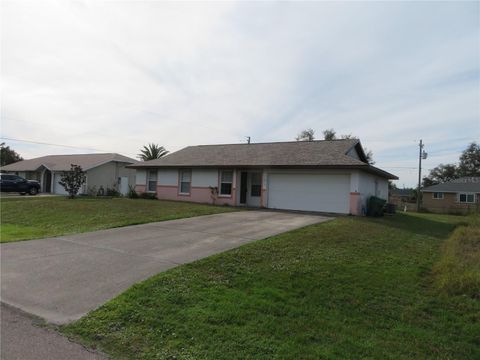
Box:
0 153 137 195
128 139 397 215
421 177 480 214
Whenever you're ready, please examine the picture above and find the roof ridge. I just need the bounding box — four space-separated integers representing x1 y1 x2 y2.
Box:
191 139 358 147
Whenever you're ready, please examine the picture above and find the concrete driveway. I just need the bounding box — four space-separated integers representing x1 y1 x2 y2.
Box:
1 210 329 324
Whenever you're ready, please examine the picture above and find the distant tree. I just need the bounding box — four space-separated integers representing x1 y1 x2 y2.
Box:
296 128 315 142
364 149 375 165
388 180 397 191
0 143 23 166
340 134 356 139
458 142 480 177
59 164 86 199
322 129 336 140
422 163 459 187
138 143 169 161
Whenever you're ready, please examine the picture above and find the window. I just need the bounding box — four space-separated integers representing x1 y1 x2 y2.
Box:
459 193 475 203
147 170 157 192
179 169 191 194
219 170 233 196
250 173 262 197
433 192 444 199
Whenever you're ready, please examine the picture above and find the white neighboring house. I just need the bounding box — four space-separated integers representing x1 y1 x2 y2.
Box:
128 139 398 215
1 153 137 195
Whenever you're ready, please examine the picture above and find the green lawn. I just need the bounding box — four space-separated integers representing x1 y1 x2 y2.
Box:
0 197 237 243
63 212 480 359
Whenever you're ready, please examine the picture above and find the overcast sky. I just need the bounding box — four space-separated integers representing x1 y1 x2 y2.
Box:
1 1 479 187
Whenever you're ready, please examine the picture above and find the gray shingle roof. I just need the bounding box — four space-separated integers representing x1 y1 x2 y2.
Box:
129 140 397 179
422 177 480 193
0 153 137 172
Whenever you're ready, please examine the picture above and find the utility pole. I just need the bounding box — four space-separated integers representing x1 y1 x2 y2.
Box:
246 136 251 144
416 140 427 212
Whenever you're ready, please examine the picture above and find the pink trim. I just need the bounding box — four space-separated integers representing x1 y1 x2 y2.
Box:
349 192 361 215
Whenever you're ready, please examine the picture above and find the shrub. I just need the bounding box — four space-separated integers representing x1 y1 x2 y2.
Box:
432 215 480 298
97 186 105 196
139 192 157 200
127 185 139 199
106 187 121 197
87 186 97 197
59 164 86 199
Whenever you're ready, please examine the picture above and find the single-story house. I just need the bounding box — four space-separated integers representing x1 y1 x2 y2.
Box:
128 139 397 215
1 153 137 195
421 177 480 214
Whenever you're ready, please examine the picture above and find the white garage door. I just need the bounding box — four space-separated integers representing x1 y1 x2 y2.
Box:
267 173 350 214
53 173 68 195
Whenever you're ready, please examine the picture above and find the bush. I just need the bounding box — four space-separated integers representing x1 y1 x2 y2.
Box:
432 215 480 298
127 185 139 199
59 164 86 199
139 192 157 200
87 186 97 197
97 186 105 196
106 187 121 197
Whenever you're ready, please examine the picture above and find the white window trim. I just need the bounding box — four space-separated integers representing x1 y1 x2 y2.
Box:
219 170 233 197
458 192 476 204
432 192 444 200
250 172 262 198
147 170 157 193
179 169 192 195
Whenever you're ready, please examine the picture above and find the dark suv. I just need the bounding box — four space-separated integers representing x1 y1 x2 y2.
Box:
0 174 40 195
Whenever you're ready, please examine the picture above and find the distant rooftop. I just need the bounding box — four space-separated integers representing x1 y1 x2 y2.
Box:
422 177 480 193
0 153 137 172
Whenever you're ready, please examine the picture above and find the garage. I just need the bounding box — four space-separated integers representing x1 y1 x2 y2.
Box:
267 173 350 214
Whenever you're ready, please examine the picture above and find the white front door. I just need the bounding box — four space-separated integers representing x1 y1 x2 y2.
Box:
119 177 129 195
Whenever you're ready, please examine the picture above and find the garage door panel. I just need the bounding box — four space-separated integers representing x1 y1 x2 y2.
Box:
53 174 68 195
267 174 350 214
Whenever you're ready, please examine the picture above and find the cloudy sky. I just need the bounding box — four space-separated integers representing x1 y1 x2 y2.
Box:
1 1 479 187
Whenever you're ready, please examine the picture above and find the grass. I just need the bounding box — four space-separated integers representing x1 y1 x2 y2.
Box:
432 215 480 298
0 197 237 242
62 212 480 359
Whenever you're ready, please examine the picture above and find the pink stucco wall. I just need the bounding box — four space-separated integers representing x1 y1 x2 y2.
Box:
135 185 146 193
155 185 236 206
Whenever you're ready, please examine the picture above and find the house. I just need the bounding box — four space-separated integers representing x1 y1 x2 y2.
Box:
0 153 137 195
421 177 480 214
128 139 397 215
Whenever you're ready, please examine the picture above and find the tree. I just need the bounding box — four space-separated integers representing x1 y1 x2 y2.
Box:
364 149 375 165
0 143 23 166
323 129 336 140
458 142 480 177
422 163 458 187
296 128 315 142
59 164 86 199
138 143 169 161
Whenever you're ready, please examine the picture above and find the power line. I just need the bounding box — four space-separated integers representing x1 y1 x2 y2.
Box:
0 136 111 153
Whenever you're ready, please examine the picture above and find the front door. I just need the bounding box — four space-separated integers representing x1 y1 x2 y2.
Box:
240 172 248 204
119 177 129 195
44 170 52 193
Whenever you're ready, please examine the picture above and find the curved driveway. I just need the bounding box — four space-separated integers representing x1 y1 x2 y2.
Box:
1 210 329 324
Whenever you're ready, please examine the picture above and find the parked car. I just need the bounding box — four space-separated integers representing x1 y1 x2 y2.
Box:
0 173 40 195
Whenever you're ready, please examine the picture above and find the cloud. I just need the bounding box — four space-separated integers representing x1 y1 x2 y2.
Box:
1 1 478 186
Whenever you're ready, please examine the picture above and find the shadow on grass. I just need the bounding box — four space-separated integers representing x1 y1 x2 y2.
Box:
369 213 461 239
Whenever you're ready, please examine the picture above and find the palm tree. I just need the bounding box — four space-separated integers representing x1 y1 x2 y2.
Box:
138 143 169 161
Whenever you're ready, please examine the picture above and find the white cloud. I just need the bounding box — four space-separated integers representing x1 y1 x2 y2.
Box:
1 1 478 186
